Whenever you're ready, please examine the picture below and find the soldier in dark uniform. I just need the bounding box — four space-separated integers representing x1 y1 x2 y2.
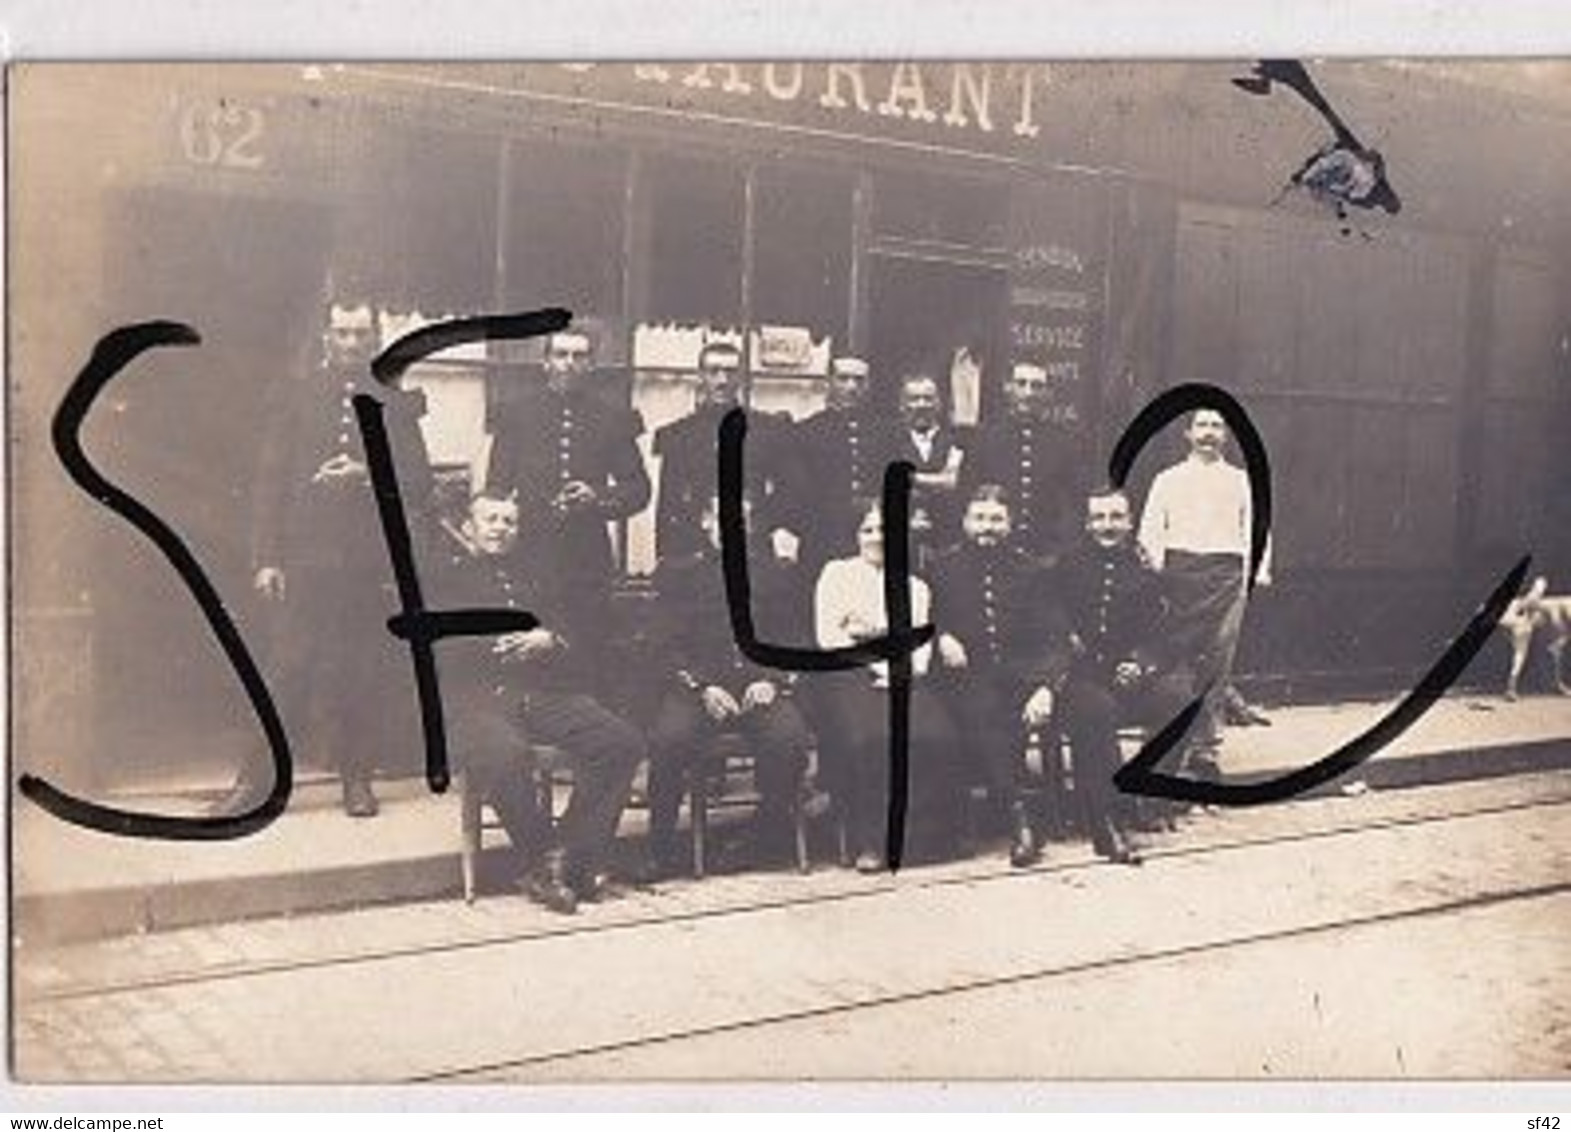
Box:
652 340 791 563
1046 485 1198 865
930 484 1059 867
644 493 816 875
435 489 647 915
226 297 436 818
486 328 651 642
775 355 882 572
962 361 1080 567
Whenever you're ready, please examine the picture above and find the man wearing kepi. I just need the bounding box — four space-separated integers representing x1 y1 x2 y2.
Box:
931 484 1059 867
486 327 650 644
436 489 646 915
961 360 1079 567
230 295 435 818
1137 408 1274 780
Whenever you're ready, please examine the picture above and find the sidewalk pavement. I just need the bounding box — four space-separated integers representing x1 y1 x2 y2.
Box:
13 692 1571 945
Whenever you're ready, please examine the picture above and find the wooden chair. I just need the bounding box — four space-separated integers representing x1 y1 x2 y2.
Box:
1023 728 1077 840
1114 724 1176 831
686 732 812 878
458 743 570 904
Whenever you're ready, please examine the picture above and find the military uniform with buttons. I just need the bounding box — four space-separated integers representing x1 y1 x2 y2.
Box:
780 406 885 570
486 378 651 652
644 543 814 869
242 335 436 815
961 414 1080 566
1046 538 1197 849
434 519 647 909
653 404 793 562
929 542 1057 812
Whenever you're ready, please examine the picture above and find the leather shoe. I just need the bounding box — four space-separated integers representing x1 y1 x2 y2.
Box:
1224 698 1272 727
520 850 578 915
342 777 379 818
571 866 614 902
209 774 271 816
1008 803 1041 869
1093 823 1143 867
854 849 885 874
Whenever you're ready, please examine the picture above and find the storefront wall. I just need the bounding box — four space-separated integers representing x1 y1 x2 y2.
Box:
13 63 1571 790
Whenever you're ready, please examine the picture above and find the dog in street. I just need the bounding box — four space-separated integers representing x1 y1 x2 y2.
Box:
1499 575 1571 700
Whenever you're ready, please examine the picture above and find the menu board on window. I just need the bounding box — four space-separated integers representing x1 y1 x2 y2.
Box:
1005 179 1106 435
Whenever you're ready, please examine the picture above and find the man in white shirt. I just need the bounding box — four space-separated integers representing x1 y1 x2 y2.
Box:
1137 409 1273 777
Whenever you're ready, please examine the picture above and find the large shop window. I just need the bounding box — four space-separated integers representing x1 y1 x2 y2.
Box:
873 167 1009 249
502 140 627 324
641 155 745 325
752 165 853 344
338 123 499 313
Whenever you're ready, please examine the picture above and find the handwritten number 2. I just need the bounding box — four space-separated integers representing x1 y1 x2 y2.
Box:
1106 384 1529 805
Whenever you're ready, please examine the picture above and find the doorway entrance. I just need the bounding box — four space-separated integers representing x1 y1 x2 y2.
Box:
88 187 332 791
865 253 1008 426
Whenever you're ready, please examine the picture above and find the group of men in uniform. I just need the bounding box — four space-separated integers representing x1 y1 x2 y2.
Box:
233 303 1269 914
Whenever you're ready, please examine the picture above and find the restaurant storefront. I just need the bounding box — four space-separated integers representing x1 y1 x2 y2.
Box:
12 61 1571 791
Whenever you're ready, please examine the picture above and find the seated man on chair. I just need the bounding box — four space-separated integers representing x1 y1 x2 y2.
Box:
645 493 817 877
930 483 1059 868
437 488 647 915
1045 485 1199 866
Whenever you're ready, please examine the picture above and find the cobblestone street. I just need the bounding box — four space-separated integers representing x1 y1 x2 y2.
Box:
14 772 1571 1083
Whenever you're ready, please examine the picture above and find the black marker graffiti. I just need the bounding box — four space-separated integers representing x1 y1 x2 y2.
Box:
19 322 292 840
1106 383 1529 806
360 308 570 793
20 317 1534 845
717 408 933 870
1233 59 1402 235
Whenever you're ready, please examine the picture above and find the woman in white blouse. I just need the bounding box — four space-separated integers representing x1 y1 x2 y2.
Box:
814 498 960 872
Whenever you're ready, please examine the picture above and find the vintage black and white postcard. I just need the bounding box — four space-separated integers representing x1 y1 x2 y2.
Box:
7 40 1571 1090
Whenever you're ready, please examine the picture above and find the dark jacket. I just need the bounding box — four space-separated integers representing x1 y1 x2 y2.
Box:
885 422 966 546
777 407 886 564
929 542 1058 688
960 413 1080 565
652 546 800 690
1045 540 1174 685
250 363 435 569
486 380 651 579
431 530 593 708
652 406 792 561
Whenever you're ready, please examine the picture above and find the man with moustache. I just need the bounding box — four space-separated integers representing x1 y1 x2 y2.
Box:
885 367 967 559
1138 408 1275 779
1049 486 1197 864
652 339 791 562
486 327 651 638
774 354 883 573
226 295 436 818
930 484 1058 867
